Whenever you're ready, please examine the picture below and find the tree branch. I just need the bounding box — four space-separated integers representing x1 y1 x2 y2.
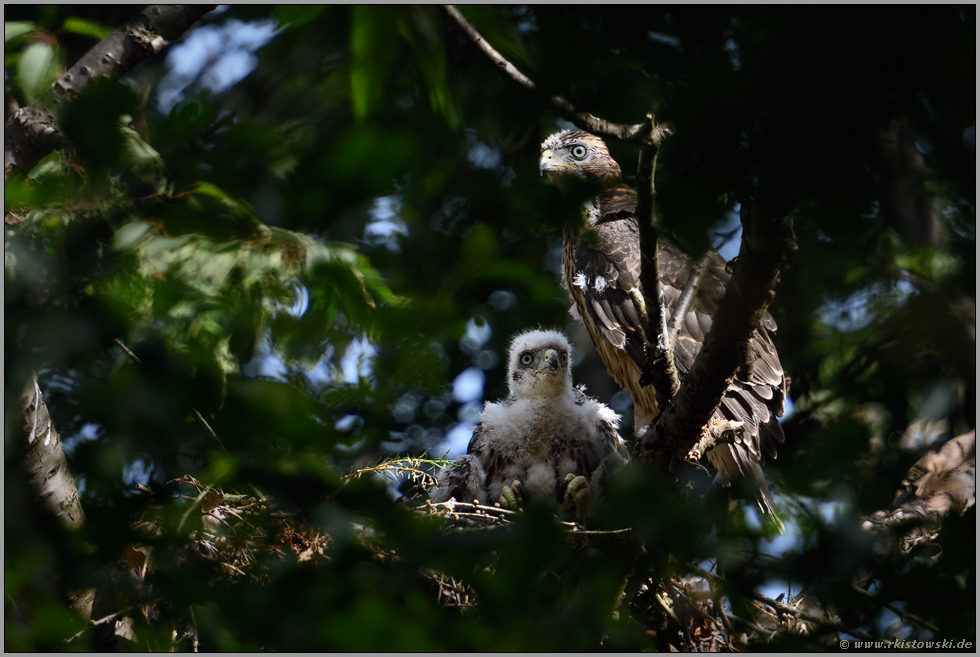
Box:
444 5 796 475
21 377 85 530
4 5 216 177
441 5 670 147
443 4 677 409
638 198 797 465
634 117 680 409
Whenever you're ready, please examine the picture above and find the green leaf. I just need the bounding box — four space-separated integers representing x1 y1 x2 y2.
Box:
62 17 113 41
17 42 56 104
114 222 152 251
4 21 34 43
274 5 326 29
349 6 400 120
119 117 169 194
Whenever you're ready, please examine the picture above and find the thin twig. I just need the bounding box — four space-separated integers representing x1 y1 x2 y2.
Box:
113 338 142 364
441 5 670 147
193 409 226 452
883 602 941 634
64 599 162 643
188 605 199 653
177 485 213 534
442 6 534 90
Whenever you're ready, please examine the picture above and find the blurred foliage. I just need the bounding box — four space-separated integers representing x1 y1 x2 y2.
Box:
4 4 975 651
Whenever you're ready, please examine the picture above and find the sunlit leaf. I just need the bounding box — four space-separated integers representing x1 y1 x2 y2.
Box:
4 21 34 43
16 41 57 104
62 16 114 40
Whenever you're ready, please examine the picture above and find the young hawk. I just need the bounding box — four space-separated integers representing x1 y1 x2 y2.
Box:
430 329 629 516
540 130 788 520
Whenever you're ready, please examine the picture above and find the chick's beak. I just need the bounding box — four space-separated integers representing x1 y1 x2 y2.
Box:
538 348 560 373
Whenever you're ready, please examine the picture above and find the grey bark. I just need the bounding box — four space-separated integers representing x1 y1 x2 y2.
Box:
637 199 797 466
4 4 216 176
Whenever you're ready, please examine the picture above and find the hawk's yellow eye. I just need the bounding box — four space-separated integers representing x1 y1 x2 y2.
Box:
520 353 534 366
570 145 587 159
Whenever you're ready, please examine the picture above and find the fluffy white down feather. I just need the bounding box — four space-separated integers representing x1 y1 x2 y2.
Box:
430 329 627 511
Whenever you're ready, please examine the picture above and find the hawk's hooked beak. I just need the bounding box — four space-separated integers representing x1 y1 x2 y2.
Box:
533 348 561 375
539 149 565 176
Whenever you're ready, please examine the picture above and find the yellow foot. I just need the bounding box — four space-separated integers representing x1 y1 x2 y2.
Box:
499 480 528 510
560 473 590 513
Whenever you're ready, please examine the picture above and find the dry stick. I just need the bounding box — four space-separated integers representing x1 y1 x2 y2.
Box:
686 563 873 642
65 599 163 643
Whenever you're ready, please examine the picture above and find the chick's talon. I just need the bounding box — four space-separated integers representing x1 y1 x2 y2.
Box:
561 474 590 512
499 480 526 510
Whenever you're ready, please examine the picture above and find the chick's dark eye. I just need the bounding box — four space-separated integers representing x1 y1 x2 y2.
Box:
560 351 568 364
570 144 587 159
520 353 533 366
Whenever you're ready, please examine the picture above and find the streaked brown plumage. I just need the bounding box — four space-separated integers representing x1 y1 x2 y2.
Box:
540 130 788 520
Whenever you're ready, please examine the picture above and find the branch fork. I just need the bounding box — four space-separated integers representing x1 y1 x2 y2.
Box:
444 5 796 472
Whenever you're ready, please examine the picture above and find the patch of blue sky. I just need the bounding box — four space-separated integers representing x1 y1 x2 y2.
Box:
451 366 485 404
305 349 335 389
512 6 538 33
462 128 515 186
459 316 492 355
63 422 101 455
723 38 741 71
431 398 483 466
818 280 915 333
157 17 279 114
122 456 162 489
340 335 377 384
287 283 309 317
334 414 362 433
778 397 795 422
364 195 408 253
440 421 477 460
713 207 742 261
240 333 289 381
649 32 682 49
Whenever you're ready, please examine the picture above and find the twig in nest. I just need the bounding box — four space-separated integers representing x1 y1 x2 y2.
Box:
64 599 163 643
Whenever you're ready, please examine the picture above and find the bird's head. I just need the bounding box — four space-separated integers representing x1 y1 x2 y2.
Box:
540 130 622 194
507 329 573 400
